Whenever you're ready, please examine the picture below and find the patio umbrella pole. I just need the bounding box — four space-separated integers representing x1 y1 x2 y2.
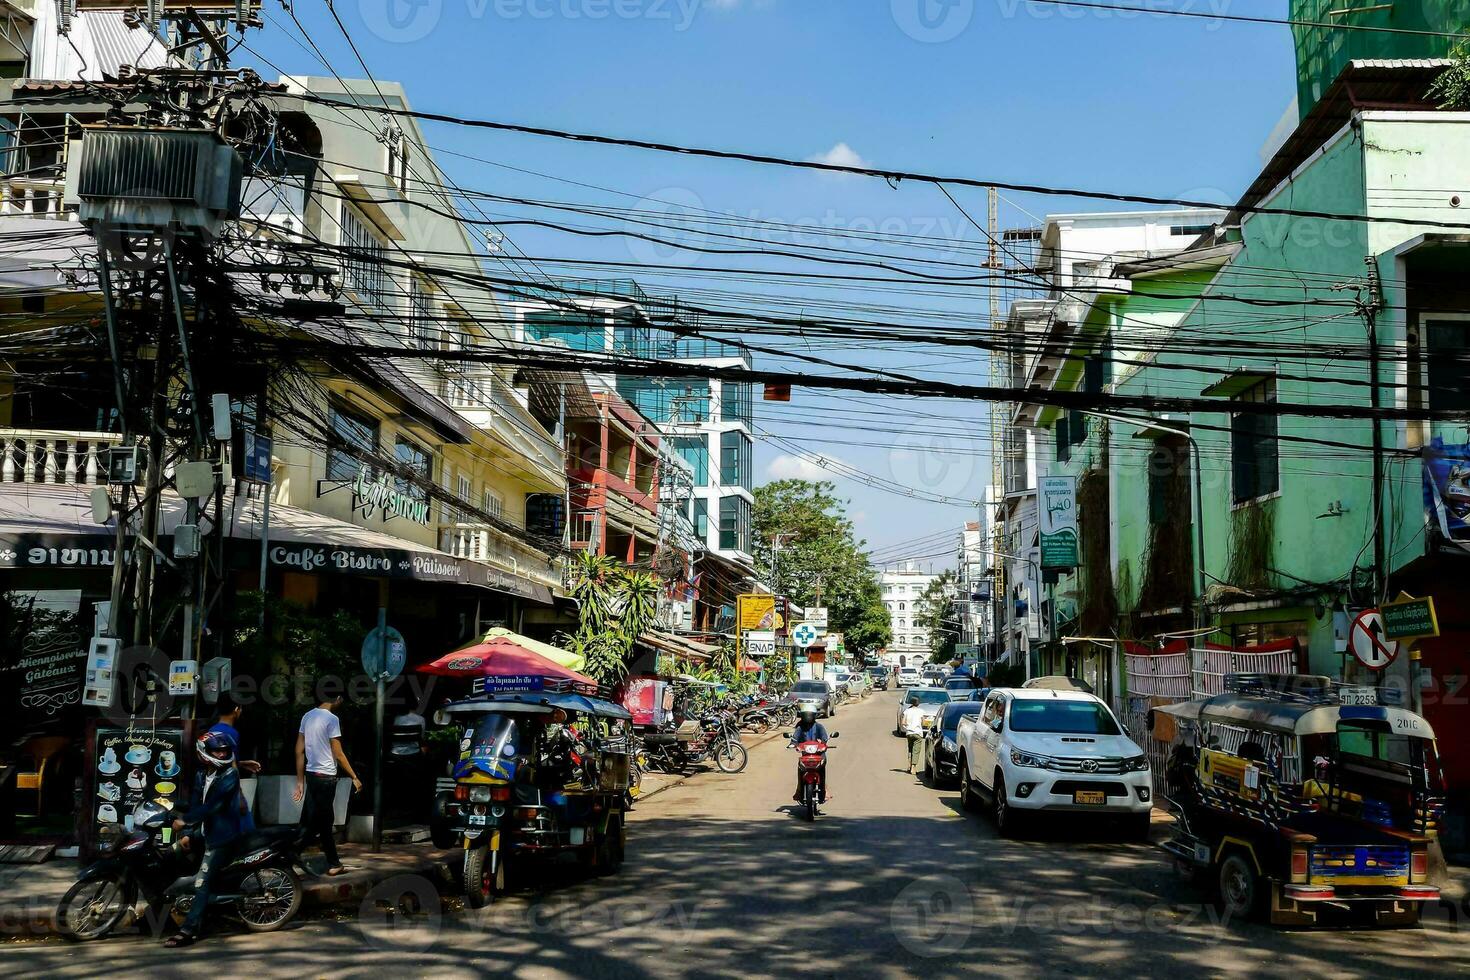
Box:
373 607 386 854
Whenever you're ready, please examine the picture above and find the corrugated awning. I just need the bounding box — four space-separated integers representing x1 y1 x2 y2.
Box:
638 630 719 662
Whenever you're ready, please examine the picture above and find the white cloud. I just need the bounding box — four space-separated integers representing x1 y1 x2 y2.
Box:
807 142 870 171
766 453 839 481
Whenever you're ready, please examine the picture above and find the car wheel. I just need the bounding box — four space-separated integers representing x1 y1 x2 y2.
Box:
1128 813 1152 842
959 761 978 812
993 772 1014 837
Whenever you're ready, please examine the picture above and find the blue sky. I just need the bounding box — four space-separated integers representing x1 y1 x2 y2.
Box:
253 0 1298 565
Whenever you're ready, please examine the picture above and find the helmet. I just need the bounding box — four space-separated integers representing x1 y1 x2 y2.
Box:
196 730 236 770
799 707 818 724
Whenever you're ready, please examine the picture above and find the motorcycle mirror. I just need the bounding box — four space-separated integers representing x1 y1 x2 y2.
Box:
831 732 840 738
786 732 795 739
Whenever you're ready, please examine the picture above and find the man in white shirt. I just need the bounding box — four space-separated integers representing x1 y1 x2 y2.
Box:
902 702 928 775
293 694 361 876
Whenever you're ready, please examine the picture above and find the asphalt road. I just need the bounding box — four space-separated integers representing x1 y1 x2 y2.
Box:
9 691 1469 978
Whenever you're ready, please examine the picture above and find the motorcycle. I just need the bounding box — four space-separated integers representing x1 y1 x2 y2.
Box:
790 732 839 822
641 711 748 774
56 799 305 940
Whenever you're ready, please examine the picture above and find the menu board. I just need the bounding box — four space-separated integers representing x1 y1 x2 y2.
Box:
92 725 189 849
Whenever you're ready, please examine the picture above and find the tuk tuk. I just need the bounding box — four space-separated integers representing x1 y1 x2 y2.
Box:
1154 673 1444 926
429 683 634 907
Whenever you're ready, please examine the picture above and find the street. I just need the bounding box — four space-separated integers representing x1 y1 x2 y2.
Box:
8 691 1467 979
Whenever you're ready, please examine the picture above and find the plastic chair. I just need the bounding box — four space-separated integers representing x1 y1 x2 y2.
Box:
15 736 69 816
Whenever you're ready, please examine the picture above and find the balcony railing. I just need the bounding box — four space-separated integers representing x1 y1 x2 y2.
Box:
439 522 561 589
0 178 76 220
0 429 123 484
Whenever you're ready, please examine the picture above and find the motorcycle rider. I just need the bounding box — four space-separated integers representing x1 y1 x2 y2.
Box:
788 708 830 803
164 730 255 947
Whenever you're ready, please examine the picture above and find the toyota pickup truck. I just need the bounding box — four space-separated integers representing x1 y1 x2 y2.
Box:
955 687 1152 838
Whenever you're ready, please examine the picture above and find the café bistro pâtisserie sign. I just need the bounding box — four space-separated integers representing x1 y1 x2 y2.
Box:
349 466 432 525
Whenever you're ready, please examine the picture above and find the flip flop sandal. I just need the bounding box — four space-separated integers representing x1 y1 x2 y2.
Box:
326 866 349 877
164 933 197 948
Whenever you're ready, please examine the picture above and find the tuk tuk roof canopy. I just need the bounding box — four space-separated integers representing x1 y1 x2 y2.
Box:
1155 695 1435 739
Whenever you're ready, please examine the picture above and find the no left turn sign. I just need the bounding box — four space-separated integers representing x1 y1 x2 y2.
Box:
1349 609 1400 671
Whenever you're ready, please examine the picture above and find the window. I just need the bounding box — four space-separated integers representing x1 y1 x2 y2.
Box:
525 312 602 352
525 493 564 538
1147 435 1189 525
718 494 751 552
327 404 378 482
898 602 905 611
693 497 709 540
897 619 906 629
482 488 503 520
407 278 435 348
1231 378 1279 503
1055 416 1071 463
458 475 473 523
721 382 754 428
671 436 709 486
340 208 391 312
393 438 432 499
897 636 906 646
1008 699 1121 735
1169 224 1214 238
719 430 753 489
1426 319 1470 412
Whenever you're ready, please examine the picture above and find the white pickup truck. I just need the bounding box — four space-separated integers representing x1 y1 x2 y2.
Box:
955 687 1153 838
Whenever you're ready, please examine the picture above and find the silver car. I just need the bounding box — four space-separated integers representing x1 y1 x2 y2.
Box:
786 678 835 718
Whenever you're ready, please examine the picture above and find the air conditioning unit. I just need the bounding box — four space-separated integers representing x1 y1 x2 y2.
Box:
65 127 243 238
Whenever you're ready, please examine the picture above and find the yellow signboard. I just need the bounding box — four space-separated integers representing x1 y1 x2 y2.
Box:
737 594 776 632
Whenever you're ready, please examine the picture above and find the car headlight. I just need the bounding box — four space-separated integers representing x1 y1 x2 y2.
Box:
941 737 957 752
1122 755 1150 773
1010 749 1051 769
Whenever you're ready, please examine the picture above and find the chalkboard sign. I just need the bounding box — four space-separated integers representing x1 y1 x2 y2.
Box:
91 724 189 850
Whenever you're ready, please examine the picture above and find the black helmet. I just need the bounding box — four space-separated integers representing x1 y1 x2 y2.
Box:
196 730 236 770
799 707 818 724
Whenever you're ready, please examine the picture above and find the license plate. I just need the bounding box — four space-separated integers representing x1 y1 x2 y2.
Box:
467 814 488 827
1073 790 1106 805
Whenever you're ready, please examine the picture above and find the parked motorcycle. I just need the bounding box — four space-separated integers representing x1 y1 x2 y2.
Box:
56 799 305 941
790 732 838 822
641 711 748 774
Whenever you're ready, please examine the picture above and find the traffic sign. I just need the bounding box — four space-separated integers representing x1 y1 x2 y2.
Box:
792 622 819 648
361 624 407 679
1348 609 1399 671
745 630 776 657
1381 594 1438 641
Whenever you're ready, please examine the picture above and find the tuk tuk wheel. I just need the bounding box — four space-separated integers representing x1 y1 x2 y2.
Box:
595 816 625 876
463 845 505 909
1217 853 1260 920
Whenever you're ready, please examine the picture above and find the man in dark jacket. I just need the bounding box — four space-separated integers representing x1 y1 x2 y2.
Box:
165 730 255 946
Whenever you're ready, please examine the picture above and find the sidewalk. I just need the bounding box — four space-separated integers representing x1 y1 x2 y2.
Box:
0 841 457 938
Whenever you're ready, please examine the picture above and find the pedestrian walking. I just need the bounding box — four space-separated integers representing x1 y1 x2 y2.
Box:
902 701 927 774
204 692 260 774
293 693 361 877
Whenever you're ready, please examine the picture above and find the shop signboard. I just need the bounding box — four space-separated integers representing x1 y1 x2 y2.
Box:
1425 438 1470 553
737 594 777 632
745 630 777 658
91 724 189 851
1038 476 1079 569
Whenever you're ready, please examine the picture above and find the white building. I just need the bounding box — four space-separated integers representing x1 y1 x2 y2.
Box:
998 208 1225 672
879 563 943 664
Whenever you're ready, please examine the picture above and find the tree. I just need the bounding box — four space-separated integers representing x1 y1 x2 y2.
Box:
561 552 661 687
753 479 891 655
914 570 959 665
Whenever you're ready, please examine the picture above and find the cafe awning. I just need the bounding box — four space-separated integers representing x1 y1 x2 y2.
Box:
0 484 555 604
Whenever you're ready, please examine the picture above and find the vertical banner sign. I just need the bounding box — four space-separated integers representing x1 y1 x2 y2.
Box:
1038 476 1079 569
1424 438 1470 553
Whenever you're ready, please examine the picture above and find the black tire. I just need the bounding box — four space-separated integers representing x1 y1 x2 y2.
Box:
57 873 135 941
238 866 303 932
595 816 625 876
463 844 505 909
1217 852 1260 921
1128 813 1153 842
805 793 817 822
993 772 1014 837
959 760 978 812
715 738 748 773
